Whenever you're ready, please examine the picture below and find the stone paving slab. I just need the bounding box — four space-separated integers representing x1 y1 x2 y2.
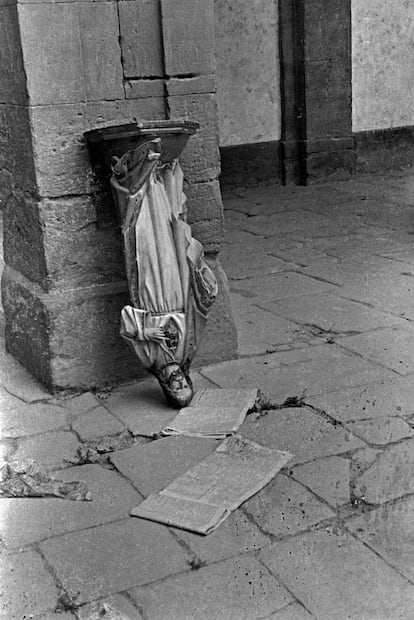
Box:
0 550 60 619
40 519 190 604
0 386 28 413
380 248 414 265
266 602 315 619
299 254 413 286
243 474 333 536
230 271 338 302
71 405 125 441
13 429 82 470
308 375 414 421
201 345 395 402
291 456 351 507
63 392 101 416
230 293 312 355
346 496 414 582
259 529 414 620
261 293 405 334
78 594 144 620
0 464 142 548
221 243 296 280
339 273 414 320
129 556 293 620
240 210 338 238
0 401 69 438
110 436 218 497
353 439 414 504
175 509 270 564
101 374 213 437
240 408 363 466
338 326 414 374
345 417 413 446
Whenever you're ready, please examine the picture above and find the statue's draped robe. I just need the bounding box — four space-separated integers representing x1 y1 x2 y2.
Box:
112 155 217 374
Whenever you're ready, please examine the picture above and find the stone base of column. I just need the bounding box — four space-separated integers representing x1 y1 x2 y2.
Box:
2 259 237 392
1 266 142 391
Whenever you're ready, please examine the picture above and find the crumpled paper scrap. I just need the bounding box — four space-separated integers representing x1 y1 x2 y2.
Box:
0 459 92 501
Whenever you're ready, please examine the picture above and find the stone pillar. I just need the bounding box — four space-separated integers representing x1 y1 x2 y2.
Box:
279 0 354 183
1 0 236 391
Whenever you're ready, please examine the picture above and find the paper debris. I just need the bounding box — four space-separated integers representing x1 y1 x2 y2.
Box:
0 459 92 501
131 434 292 535
161 388 258 439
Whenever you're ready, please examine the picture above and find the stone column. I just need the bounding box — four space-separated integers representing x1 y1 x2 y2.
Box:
279 0 354 183
1 0 236 391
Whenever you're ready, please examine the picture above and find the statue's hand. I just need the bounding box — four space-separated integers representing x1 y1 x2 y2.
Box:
143 327 167 343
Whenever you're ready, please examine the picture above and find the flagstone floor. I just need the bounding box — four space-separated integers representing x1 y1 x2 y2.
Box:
1 169 414 619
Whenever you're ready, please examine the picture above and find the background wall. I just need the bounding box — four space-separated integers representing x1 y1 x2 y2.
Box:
352 0 414 132
214 0 281 147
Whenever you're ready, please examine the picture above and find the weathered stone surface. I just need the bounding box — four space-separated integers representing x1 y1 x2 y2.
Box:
3 192 46 284
240 210 334 238
0 5 28 106
231 272 337 303
291 456 351 507
2 104 36 193
267 603 314 619
130 556 292 620
201 345 395 402
185 179 223 225
63 392 101 417
119 0 164 78
244 474 333 536
308 376 414 422
0 464 142 548
111 436 218 497
260 529 414 620
196 257 238 366
300 254 411 287
166 75 216 96
29 103 89 196
0 550 60 618
190 218 224 254
79 2 124 101
101 378 177 436
78 594 144 620
346 417 412 446
175 509 269 564
40 519 190 603
161 0 215 76
0 401 68 438
338 327 414 375
353 439 414 504
167 94 220 184
240 407 363 466
86 98 167 128
39 196 125 290
262 293 405 335
339 272 414 321
0 297 54 401
221 243 296 281
347 496 414 582
124 79 165 99
19 3 85 104
13 430 81 469
71 406 125 441
229 293 310 356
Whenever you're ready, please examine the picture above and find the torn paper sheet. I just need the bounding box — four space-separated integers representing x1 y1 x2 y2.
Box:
131 434 292 535
0 460 92 501
161 388 258 439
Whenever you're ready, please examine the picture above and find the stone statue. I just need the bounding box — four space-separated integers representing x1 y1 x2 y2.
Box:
110 137 217 408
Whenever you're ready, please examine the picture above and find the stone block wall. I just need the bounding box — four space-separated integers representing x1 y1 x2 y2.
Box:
0 0 237 391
